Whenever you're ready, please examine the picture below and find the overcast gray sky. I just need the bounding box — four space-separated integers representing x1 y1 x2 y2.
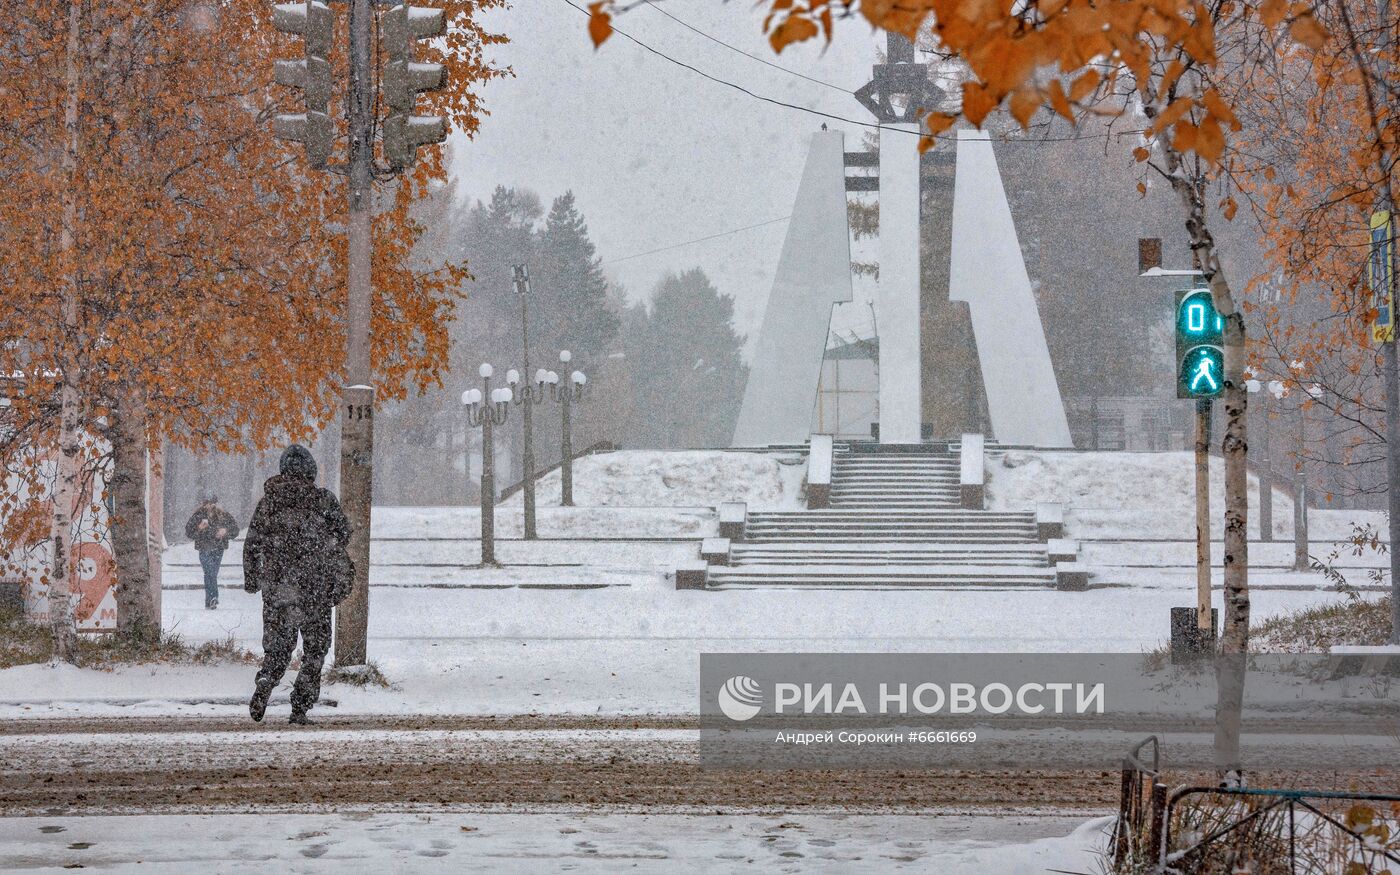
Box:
449 0 887 342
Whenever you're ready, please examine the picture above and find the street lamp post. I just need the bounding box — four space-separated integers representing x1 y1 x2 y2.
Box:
1292 382 1323 572
462 363 511 567
1245 377 1286 544
506 362 549 536
549 350 588 507
511 265 540 541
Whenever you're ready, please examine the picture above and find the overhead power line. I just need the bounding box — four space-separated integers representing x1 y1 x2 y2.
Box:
555 0 1142 147
641 0 855 95
555 0 921 138
602 215 792 265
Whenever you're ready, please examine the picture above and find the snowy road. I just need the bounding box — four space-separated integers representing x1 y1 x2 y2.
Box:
0 718 1125 814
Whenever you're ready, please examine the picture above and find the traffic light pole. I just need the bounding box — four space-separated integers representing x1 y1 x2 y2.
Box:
1194 399 1212 634
334 0 376 668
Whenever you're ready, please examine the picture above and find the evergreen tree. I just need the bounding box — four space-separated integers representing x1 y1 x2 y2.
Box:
534 191 620 370
624 269 748 449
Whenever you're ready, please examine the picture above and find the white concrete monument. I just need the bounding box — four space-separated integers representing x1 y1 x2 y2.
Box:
731 129 853 447
948 130 1073 447
874 124 924 444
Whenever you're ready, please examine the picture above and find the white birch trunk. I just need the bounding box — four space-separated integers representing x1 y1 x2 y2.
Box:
48 0 84 663
1158 146 1250 784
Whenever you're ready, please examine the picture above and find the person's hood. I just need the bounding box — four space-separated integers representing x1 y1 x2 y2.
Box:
260 473 324 512
279 444 318 482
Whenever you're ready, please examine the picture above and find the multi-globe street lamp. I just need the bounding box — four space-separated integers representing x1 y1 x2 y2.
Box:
509 350 589 509
462 363 511 567
550 350 588 507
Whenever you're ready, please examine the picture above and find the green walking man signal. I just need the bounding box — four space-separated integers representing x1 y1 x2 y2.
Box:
1176 289 1224 399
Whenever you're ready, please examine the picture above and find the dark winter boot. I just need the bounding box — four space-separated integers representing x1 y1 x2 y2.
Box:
288 708 314 726
249 679 274 723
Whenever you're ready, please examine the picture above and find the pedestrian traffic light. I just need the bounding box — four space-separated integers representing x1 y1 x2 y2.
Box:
272 1 335 168
1176 288 1224 399
382 3 448 169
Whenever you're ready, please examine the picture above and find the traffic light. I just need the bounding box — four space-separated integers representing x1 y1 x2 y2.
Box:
382 3 448 169
272 1 335 167
1176 288 1224 399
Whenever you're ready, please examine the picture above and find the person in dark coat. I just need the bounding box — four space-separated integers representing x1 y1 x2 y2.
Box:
242 445 352 725
184 494 239 609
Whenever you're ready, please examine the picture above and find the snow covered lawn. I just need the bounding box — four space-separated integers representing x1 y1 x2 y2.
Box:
0 810 1111 873
0 575 1360 719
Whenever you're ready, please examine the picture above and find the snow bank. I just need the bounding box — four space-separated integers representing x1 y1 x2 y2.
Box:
500 450 807 509
987 451 1382 540
370 506 715 540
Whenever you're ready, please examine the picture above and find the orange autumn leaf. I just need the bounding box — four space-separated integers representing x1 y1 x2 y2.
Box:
1288 14 1328 50
960 81 998 127
1259 0 1288 27
1069 69 1100 102
1201 88 1241 132
1195 115 1225 161
1008 87 1040 130
1133 146 1150 162
1173 121 1198 152
587 2 613 48
1046 79 1073 121
769 14 819 53
924 110 958 139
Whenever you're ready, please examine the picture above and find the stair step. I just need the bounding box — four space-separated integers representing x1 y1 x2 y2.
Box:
749 511 1031 516
706 564 1056 588
730 557 1049 566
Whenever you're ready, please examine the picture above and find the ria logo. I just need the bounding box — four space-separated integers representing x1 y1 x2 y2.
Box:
717 675 763 721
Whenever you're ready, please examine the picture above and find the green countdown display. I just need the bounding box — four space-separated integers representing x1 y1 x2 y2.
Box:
1176 289 1224 399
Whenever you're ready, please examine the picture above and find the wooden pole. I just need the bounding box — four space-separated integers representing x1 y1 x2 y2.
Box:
1195 399 1212 631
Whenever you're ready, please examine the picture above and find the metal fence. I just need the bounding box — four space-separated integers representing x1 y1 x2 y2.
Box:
1111 737 1400 873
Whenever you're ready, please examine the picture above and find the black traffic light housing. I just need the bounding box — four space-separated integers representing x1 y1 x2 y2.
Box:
272 1 335 168
382 4 448 169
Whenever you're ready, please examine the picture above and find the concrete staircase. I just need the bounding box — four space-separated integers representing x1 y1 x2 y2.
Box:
829 447 961 509
684 440 1081 591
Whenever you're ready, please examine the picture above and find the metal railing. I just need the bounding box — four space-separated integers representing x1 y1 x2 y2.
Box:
495 440 617 502
1112 735 1400 873
1163 786 1400 874
1111 735 1164 870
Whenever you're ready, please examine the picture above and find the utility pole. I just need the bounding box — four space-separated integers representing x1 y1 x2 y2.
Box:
1195 399 1212 635
335 0 375 668
271 0 448 667
512 265 538 540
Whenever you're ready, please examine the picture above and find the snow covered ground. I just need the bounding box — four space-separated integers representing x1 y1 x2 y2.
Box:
500 449 808 509
988 449 1382 541
0 811 1111 873
0 569 1360 719
5 447 1385 718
